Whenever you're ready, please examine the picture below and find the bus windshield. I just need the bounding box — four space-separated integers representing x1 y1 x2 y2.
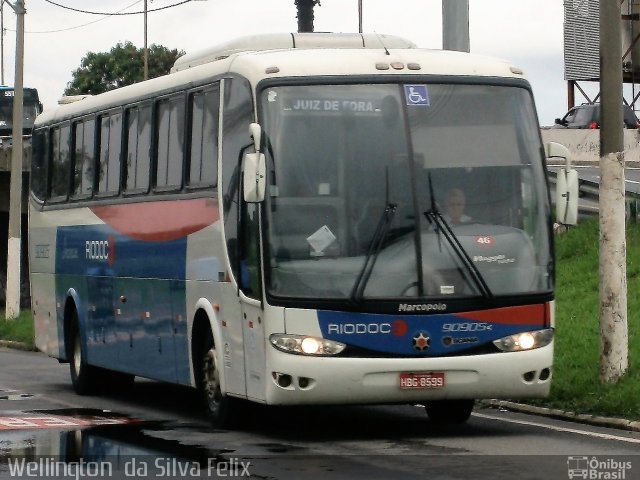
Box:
260 82 552 302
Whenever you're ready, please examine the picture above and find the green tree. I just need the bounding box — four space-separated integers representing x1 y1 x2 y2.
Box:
64 41 184 96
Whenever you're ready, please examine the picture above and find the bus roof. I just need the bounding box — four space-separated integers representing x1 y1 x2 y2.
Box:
35 34 527 126
170 32 417 72
0 85 39 92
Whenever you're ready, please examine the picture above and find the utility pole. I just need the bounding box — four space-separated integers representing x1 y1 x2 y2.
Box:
442 0 470 52
358 0 362 34
1 1 5 85
599 0 628 383
142 0 207 81
5 0 24 320
143 0 148 80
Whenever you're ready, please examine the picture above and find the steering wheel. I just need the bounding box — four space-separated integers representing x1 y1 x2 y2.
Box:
399 269 444 297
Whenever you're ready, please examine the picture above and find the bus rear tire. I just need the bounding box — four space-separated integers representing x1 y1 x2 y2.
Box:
68 313 99 396
200 331 237 428
425 399 474 424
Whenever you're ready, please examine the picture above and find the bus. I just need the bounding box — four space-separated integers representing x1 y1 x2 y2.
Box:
0 86 43 142
30 33 558 427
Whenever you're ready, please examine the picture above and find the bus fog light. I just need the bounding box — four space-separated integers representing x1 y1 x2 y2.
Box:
539 368 551 381
493 329 554 352
270 334 346 356
298 376 312 389
272 372 292 388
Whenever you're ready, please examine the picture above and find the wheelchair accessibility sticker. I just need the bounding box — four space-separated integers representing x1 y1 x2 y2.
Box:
404 84 430 106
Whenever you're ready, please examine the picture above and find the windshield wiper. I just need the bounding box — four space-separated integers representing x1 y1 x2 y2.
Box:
350 203 397 303
424 174 493 299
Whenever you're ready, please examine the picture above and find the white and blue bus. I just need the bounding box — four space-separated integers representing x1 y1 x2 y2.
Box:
30 33 556 427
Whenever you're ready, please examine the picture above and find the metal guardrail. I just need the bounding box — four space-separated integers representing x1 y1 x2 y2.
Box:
547 166 640 221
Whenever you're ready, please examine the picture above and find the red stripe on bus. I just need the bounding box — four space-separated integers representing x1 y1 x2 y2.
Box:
455 304 546 326
91 198 220 242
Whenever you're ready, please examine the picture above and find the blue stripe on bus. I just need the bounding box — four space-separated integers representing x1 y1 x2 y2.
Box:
54 225 191 385
317 310 541 356
56 225 187 279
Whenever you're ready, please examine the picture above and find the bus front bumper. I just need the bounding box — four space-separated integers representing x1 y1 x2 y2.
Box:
263 342 553 405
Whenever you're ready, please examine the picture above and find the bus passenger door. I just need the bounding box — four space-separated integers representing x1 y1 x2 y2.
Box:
238 202 266 401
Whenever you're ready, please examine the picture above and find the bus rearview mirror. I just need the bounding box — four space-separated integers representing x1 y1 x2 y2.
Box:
546 141 578 226
545 141 570 163
243 152 266 203
249 122 262 153
555 168 579 226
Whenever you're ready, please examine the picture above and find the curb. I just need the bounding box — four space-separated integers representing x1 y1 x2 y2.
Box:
0 340 37 352
485 400 640 433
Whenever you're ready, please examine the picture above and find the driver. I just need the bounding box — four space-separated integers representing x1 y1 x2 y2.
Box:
444 188 472 225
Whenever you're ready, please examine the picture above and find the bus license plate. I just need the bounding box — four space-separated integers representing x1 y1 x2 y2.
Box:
399 372 445 389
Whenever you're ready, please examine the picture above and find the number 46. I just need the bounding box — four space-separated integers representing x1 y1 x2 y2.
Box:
475 236 494 245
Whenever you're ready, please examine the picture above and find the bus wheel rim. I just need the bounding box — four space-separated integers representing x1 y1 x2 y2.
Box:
73 336 82 375
203 349 221 413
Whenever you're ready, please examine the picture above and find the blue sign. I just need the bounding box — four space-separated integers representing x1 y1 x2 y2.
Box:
404 84 430 106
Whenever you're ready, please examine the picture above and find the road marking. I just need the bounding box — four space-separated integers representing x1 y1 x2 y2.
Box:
0 388 35 401
0 414 139 431
473 412 640 444
0 394 35 401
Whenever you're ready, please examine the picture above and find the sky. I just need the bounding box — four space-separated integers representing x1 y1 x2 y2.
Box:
1 0 568 126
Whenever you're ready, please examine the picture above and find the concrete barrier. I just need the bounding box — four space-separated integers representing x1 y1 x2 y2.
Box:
541 128 640 165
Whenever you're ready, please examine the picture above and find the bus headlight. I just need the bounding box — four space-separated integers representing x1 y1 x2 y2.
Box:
493 329 554 352
270 334 346 356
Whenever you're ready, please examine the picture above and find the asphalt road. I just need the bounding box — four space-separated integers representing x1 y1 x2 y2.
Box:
0 347 638 479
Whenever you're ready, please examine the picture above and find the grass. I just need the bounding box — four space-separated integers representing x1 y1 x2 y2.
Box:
0 310 34 348
0 219 638 419
535 218 640 420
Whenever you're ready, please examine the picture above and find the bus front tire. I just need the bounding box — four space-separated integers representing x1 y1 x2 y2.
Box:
425 399 474 424
200 332 236 428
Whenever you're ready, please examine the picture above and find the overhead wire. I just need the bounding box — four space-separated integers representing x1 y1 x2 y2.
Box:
6 0 195 34
6 0 143 34
41 0 193 16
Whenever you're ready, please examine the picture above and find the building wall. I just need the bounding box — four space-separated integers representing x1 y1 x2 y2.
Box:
564 0 600 81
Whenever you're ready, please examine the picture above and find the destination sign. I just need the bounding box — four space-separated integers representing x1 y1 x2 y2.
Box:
285 98 378 113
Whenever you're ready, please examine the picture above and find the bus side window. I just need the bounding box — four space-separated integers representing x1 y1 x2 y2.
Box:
97 111 122 196
31 129 49 202
49 123 71 201
188 85 219 188
71 118 95 199
155 94 185 191
239 202 261 297
221 77 253 286
124 104 151 193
